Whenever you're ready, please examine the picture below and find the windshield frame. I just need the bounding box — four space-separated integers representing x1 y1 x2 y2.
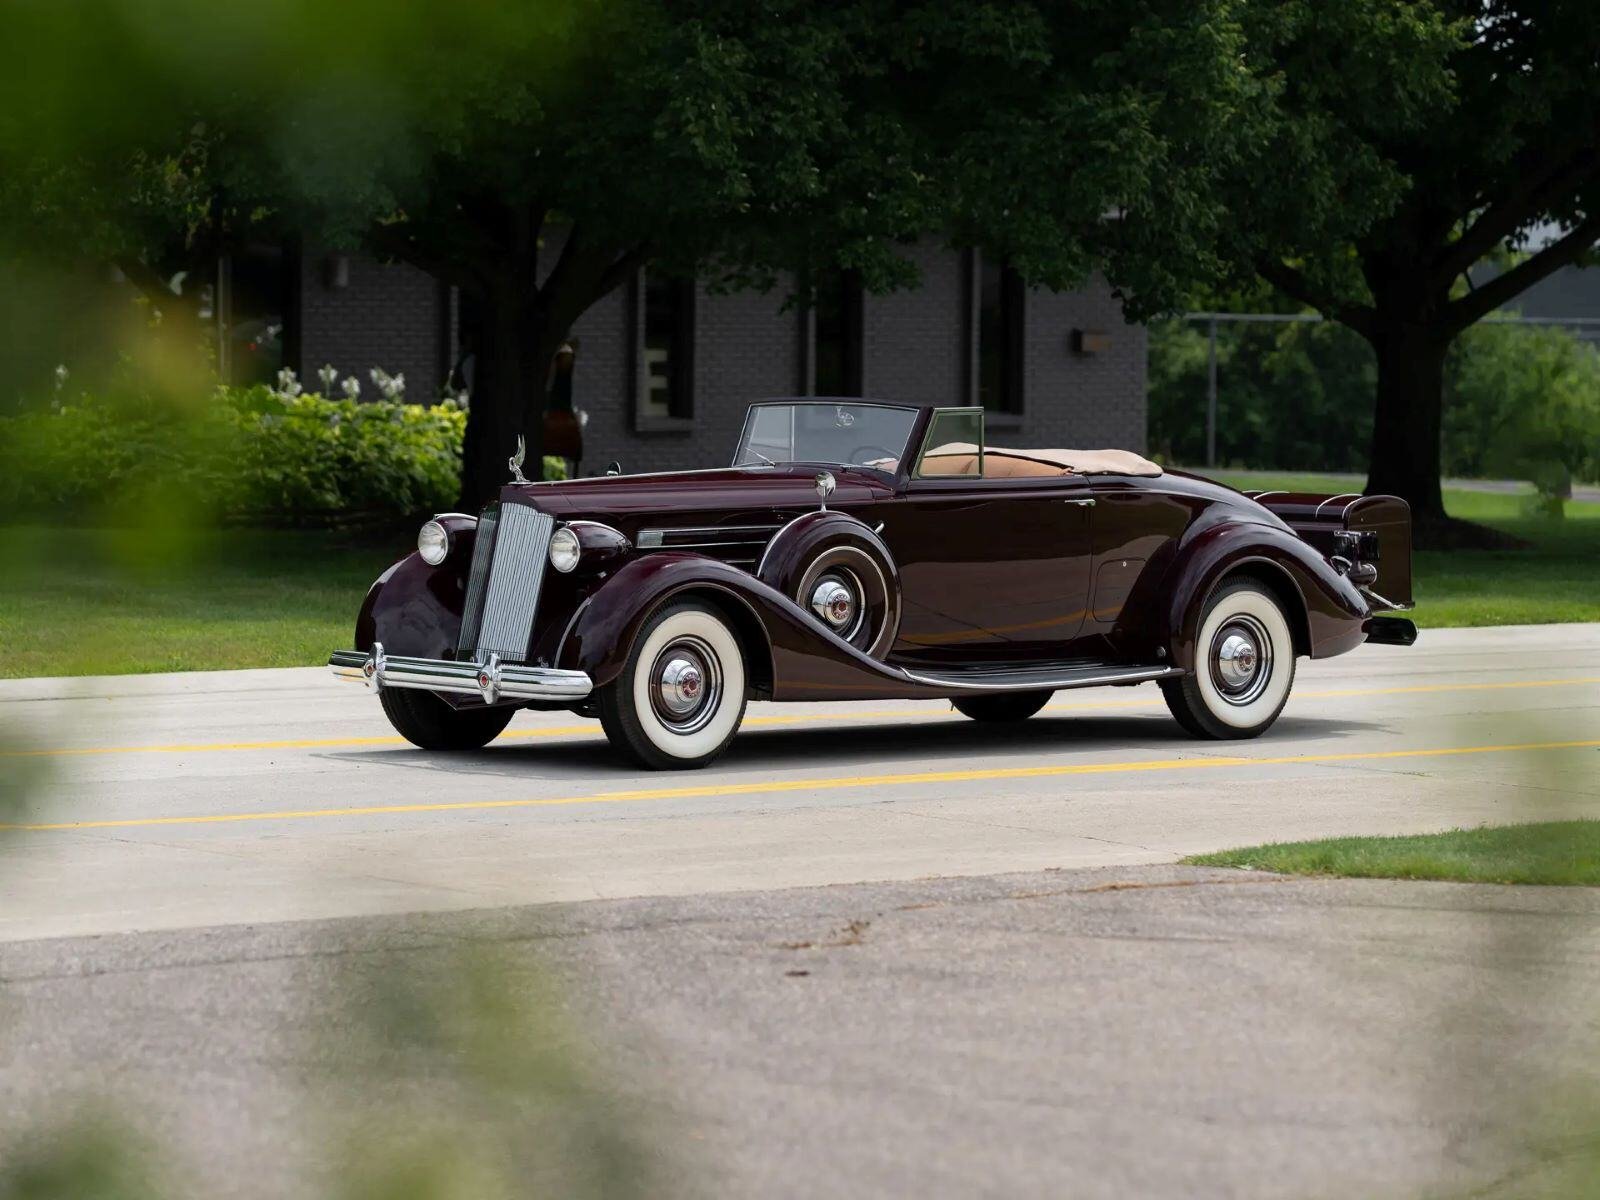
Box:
732 400 922 474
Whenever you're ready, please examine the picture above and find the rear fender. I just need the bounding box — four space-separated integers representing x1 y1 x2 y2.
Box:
1163 523 1368 670
558 553 946 701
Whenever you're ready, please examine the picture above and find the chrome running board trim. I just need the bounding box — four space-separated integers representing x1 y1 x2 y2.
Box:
896 663 1183 692
329 645 591 705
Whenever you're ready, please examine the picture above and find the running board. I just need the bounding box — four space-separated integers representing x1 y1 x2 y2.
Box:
897 662 1182 692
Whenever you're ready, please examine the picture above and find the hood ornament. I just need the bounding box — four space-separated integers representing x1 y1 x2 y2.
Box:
509 435 530 485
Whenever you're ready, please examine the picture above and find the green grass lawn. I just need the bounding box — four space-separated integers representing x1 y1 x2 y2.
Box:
1 477 1597 678
1214 474 1600 628
1185 820 1600 886
0 525 400 679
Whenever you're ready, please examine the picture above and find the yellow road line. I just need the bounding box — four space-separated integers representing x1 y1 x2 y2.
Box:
5 675 1597 761
5 738 1596 833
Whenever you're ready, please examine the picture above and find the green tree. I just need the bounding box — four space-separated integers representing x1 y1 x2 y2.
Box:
1213 0 1600 532
1148 316 1376 470
1444 322 1600 511
2 0 1302 505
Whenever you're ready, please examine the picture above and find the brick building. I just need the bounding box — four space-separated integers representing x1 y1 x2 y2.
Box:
239 236 1147 474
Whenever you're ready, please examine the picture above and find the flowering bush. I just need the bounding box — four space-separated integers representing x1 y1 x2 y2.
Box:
0 385 565 525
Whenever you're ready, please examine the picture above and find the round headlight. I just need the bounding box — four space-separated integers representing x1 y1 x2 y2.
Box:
549 526 581 573
417 520 449 565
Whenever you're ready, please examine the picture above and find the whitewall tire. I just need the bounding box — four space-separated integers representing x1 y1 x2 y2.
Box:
599 601 748 770
1160 579 1296 740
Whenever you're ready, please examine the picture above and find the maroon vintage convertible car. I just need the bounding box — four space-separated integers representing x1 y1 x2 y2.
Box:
331 400 1416 768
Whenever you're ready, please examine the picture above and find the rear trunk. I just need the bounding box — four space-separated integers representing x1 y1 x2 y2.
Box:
1246 491 1414 609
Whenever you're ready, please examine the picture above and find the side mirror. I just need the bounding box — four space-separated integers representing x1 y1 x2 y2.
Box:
814 470 836 512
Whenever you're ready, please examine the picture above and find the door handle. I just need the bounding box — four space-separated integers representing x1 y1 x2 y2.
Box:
1064 498 1096 507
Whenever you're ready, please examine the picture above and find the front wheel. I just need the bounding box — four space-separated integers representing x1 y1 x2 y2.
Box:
599 601 748 770
380 687 514 751
1161 579 1296 739
953 690 1053 723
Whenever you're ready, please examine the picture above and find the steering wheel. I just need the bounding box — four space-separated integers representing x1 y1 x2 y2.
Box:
851 445 896 465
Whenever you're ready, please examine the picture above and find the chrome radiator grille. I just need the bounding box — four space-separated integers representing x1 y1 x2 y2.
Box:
456 504 554 664
456 507 499 658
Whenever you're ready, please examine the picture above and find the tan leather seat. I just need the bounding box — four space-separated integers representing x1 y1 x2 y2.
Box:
918 443 1162 479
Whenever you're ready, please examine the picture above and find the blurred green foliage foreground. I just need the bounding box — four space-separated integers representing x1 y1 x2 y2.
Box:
3 487 1597 679
1186 820 1600 887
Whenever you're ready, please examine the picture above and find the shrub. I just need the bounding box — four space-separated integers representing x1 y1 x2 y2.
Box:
0 386 565 526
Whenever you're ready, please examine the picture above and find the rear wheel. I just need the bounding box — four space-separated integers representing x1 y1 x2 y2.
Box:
1161 579 1296 739
952 690 1053 723
379 687 514 751
599 601 748 770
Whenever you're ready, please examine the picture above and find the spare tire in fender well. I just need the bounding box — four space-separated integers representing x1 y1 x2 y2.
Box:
756 510 901 659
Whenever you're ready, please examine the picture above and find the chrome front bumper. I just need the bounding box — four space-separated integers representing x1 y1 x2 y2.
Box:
329 642 592 705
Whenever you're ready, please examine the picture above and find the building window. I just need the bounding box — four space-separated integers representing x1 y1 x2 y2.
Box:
219 243 296 387
810 268 864 396
975 253 1024 414
639 270 695 423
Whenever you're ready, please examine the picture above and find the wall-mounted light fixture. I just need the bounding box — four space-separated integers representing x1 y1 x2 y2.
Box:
1070 328 1111 355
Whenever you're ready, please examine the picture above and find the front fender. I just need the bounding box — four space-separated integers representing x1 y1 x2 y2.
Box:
1162 522 1368 670
557 553 948 701
355 550 471 660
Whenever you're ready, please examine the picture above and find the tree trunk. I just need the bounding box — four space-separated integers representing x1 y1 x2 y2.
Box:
457 282 568 509
1362 323 1450 523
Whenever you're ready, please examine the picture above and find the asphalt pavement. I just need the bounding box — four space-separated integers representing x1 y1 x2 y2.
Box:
2 865 1597 1198
2 623 1597 943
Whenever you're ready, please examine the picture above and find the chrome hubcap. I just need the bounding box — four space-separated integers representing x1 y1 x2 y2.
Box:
1210 616 1272 706
806 569 865 642
657 657 704 714
1216 634 1257 687
649 638 722 733
811 579 855 629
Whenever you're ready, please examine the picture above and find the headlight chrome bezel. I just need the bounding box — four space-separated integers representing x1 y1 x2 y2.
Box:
549 525 581 573
417 519 450 566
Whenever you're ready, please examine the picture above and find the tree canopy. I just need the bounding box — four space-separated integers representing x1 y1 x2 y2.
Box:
9 0 1555 521
1209 0 1600 529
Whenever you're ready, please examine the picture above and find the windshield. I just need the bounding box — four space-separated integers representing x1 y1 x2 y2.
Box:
733 402 918 471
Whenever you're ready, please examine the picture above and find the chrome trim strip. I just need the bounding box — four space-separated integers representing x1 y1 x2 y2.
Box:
1313 493 1360 518
641 523 786 538
1359 586 1415 613
1251 490 1284 504
897 664 1183 692
553 596 592 663
329 650 592 703
641 539 773 552
432 511 478 523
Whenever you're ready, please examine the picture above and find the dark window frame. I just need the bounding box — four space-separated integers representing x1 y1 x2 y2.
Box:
973 251 1025 418
634 268 697 431
807 267 864 397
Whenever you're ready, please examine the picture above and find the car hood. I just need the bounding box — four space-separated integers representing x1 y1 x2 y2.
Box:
500 464 894 533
